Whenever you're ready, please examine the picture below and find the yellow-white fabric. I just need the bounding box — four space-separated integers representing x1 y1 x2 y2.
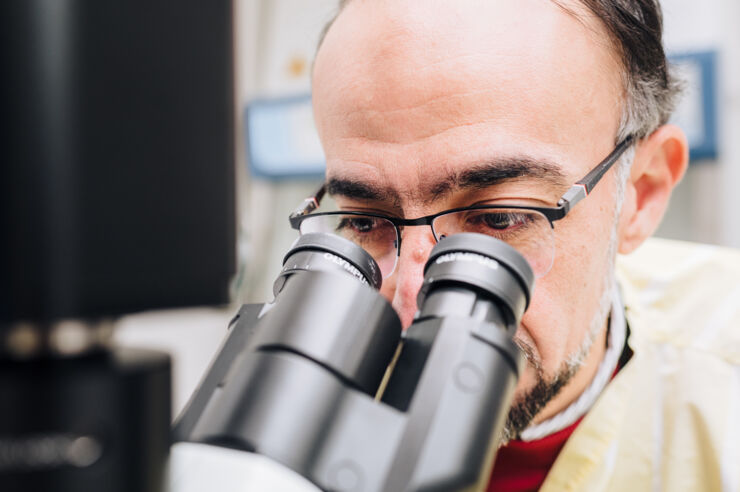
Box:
540 238 740 492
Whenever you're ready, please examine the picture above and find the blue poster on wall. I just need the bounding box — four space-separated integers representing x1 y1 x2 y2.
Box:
245 94 325 179
668 50 718 162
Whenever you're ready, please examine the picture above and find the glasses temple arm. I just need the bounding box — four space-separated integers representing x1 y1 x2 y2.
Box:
556 135 634 214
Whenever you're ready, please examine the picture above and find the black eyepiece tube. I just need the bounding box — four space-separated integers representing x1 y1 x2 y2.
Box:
185 233 401 464
381 233 535 491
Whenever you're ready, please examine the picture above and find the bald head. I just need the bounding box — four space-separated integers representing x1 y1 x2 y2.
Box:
313 0 622 156
316 0 679 140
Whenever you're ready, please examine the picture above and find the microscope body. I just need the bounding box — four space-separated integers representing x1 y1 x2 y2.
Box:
171 234 532 492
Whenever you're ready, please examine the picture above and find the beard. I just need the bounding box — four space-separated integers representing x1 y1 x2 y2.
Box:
498 349 581 445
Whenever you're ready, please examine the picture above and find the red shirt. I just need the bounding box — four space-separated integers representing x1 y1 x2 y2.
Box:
486 416 584 492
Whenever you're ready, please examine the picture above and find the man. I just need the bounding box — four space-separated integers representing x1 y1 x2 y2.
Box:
308 0 740 490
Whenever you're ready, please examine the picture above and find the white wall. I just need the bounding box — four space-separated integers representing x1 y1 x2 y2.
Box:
657 0 740 247
237 0 339 303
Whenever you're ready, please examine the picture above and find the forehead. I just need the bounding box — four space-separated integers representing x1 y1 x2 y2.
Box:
312 0 623 203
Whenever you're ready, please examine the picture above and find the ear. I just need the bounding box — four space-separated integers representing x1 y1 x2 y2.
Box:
618 124 689 254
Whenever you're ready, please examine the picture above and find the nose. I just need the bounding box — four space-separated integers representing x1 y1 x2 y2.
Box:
381 227 437 329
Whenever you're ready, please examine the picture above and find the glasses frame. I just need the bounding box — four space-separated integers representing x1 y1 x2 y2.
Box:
289 136 634 257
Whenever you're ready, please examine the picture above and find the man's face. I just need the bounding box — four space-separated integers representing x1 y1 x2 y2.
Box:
313 0 624 426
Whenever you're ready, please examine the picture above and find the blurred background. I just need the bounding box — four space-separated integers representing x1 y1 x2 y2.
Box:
114 0 740 417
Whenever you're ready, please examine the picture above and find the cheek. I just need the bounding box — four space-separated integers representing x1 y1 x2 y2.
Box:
519 212 614 375
518 274 572 373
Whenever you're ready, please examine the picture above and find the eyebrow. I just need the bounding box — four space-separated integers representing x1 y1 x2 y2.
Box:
327 178 400 202
449 157 568 193
327 156 569 205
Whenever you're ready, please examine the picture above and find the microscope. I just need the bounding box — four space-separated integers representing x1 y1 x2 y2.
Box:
170 232 533 491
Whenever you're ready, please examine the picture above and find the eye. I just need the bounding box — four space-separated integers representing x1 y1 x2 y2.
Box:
482 213 513 229
337 216 378 233
473 212 526 230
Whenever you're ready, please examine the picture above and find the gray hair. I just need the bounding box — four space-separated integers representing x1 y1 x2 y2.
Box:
566 0 683 141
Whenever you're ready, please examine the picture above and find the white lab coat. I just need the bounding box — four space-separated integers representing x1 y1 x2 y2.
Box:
540 238 740 492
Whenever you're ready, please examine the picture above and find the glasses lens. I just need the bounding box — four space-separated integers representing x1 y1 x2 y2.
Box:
432 208 554 277
299 214 399 279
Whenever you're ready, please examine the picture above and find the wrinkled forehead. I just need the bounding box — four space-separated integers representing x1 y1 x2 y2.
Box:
312 0 624 198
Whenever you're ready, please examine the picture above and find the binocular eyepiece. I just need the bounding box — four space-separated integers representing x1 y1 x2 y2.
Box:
173 231 535 492
279 231 533 327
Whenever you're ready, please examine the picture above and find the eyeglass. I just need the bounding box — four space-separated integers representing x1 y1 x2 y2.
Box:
289 136 634 279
